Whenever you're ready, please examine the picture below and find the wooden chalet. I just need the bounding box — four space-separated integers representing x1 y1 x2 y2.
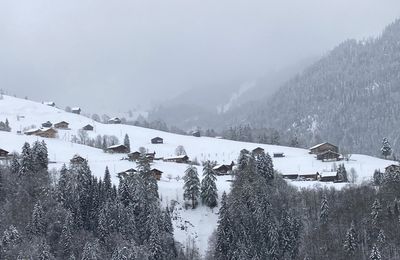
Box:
42 121 52 128
192 131 201 137
82 124 94 131
310 142 339 155
146 152 156 161
281 173 299 180
118 168 137 179
150 168 163 181
163 155 189 164
107 144 129 153
151 137 163 144
0 148 9 158
44 101 56 107
298 173 319 181
70 154 85 164
128 151 141 161
36 128 57 138
108 117 121 124
252 147 265 155
213 162 235 175
319 171 338 182
54 121 69 129
385 164 400 174
71 107 81 114
273 152 285 158
316 150 341 161
25 128 42 136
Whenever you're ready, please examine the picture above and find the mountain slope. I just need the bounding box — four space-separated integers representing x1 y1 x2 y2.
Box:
235 19 400 156
0 94 395 254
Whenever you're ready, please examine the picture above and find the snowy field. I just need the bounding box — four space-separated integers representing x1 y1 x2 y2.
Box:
0 95 396 255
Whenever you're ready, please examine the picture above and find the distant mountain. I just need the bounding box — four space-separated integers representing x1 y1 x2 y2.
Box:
233 19 400 156
148 58 314 130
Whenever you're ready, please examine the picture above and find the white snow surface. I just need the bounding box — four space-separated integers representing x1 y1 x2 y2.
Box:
0 95 396 255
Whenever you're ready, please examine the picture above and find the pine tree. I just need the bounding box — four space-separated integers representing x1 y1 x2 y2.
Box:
215 192 233 260
377 229 386 247
30 201 46 236
343 221 358 256
137 154 158 199
200 161 218 208
337 164 348 182
81 240 100 260
124 134 131 153
59 213 73 258
255 151 274 181
183 165 201 209
371 199 382 226
381 137 392 159
370 244 381 260
20 142 33 176
103 166 112 201
320 195 329 225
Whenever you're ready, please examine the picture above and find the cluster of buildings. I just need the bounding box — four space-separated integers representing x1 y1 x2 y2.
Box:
24 120 95 139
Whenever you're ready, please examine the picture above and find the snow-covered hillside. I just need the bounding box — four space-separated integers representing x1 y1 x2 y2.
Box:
0 95 395 255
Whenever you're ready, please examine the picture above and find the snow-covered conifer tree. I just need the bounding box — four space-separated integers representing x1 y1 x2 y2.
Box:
200 161 218 208
381 137 392 159
183 165 200 209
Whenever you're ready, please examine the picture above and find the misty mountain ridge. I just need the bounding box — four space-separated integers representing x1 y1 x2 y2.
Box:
148 58 315 129
234 18 400 156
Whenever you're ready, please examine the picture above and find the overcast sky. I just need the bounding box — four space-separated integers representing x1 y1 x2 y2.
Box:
1 0 399 113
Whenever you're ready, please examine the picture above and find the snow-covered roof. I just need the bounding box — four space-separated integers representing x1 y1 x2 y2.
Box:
107 144 127 149
164 155 188 160
24 128 41 134
71 107 81 111
320 171 337 177
309 142 337 150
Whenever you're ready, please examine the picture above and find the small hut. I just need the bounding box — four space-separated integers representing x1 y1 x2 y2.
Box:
150 168 163 181
151 137 163 144
163 155 189 164
42 121 52 128
54 121 69 129
82 124 94 131
107 144 129 153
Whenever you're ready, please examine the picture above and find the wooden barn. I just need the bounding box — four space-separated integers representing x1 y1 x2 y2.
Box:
281 173 299 180
54 121 69 129
36 128 57 138
44 101 56 107
273 153 285 158
0 148 9 158
252 147 265 155
25 128 42 136
150 168 163 181
107 144 129 153
309 142 339 155
316 150 341 161
146 152 156 161
299 173 319 181
163 155 189 164
71 107 81 114
82 124 94 131
319 171 338 182
128 151 141 161
42 121 52 128
213 162 235 175
118 168 137 179
70 154 85 164
192 131 201 137
108 117 122 124
151 137 163 144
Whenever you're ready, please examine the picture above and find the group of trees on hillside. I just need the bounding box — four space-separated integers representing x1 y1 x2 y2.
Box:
207 148 400 260
183 161 218 210
0 142 195 259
